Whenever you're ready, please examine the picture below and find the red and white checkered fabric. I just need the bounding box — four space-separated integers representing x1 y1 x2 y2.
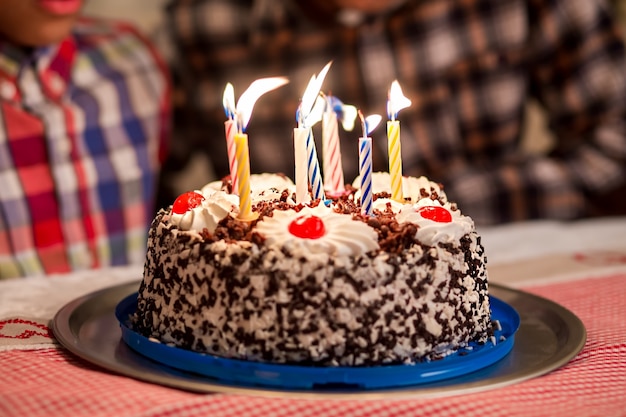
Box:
1 273 625 417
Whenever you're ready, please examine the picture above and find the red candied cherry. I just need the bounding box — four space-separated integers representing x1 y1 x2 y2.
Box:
417 206 452 223
288 215 326 239
172 191 205 214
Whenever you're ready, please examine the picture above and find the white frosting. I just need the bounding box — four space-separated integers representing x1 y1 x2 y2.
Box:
174 174 297 233
170 191 238 233
255 204 379 257
173 172 469 246
202 173 295 200
370 197 407 214
138 214 491 365
352 172 448 205
201 181 224 195
251 187 295 205
396 199 474 245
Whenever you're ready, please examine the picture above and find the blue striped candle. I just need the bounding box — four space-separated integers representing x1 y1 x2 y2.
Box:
357 111 381 216
306 129 325 200
359 136 373 215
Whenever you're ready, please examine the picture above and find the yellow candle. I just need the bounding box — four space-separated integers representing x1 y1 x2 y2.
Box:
234 132 257 221
387 120 403 202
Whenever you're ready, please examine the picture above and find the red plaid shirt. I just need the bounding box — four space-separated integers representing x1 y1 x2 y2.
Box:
161 0 626 225
0 18 170 278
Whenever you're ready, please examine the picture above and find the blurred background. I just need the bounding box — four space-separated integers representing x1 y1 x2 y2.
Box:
83 0 626 192
84 0 168 34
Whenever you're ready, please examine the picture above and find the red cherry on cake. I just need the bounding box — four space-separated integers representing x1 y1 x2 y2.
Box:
288 215 326 239
172 191 205 214
417 206 452 223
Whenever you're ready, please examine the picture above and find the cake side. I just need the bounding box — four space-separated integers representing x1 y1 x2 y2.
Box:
133 197 491 366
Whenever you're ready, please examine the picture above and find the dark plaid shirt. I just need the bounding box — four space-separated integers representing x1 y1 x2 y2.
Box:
163 0 626 225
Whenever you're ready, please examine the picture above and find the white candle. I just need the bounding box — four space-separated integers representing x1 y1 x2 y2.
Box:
293 127 310 204
296 62 332 203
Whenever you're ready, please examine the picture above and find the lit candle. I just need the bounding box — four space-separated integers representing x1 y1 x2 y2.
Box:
386 80 412 202
231 77 289 220
322 95 357 196
358 111 382 216
293 127 309 204
296 62 332 202
306 126 324 200
234 132 253 219
223 83 238 194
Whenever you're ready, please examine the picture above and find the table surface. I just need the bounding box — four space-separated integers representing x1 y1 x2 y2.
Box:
1 217 625 417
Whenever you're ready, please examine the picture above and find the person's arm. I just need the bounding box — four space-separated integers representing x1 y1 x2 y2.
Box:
445 0 626 225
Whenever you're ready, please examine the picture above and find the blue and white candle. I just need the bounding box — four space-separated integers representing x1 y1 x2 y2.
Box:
295 62 331 202
358 111 381 216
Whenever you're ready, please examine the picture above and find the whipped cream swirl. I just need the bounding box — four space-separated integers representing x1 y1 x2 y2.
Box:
255 205 379 257
202 173 295 203
170 191 238 233
396 199 474 245
352 172 448 205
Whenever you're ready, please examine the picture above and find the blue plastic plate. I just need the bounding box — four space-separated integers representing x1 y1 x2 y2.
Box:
116 294 519 390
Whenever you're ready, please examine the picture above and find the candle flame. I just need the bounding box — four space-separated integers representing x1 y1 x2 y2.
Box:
299 61 332 127
328 95 357 131
306 95 326 127
358 110 382 137
223 83 236 119
387 80 412 120
236 77 289 131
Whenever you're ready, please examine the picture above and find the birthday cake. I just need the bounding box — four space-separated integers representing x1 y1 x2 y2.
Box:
131 172 492 366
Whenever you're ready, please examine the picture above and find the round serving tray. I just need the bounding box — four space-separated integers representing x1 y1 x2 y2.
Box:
52 281 586 399
115 293 519 389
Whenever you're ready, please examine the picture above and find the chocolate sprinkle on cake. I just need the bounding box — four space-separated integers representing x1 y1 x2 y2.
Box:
131 174 492 367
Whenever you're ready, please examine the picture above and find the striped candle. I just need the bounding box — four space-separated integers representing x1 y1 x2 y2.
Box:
357 111 381 216
387 80 412 203
234 132 257 221
387 120 403 202
226 76 288 219
359 136 373 215
297 62 332 202
306 129 325 200
322 110 344 195
224 119 238 194
293 127 310 204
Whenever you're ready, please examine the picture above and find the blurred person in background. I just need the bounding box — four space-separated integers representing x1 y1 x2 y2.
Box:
0 0 170 278
159 0 626 225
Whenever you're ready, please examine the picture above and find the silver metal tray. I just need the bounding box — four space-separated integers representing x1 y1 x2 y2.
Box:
52 281 586 399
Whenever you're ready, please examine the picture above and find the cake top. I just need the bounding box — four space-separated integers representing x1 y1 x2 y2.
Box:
166 172 475 255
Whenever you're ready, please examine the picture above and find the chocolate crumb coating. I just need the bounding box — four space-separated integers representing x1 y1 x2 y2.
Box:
132 189 492 366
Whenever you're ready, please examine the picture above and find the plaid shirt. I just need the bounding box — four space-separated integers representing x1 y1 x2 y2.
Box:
163 0 626 225
0 18 170 278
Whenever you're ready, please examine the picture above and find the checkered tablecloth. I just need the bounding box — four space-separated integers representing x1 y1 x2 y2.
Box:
1 269 625 417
